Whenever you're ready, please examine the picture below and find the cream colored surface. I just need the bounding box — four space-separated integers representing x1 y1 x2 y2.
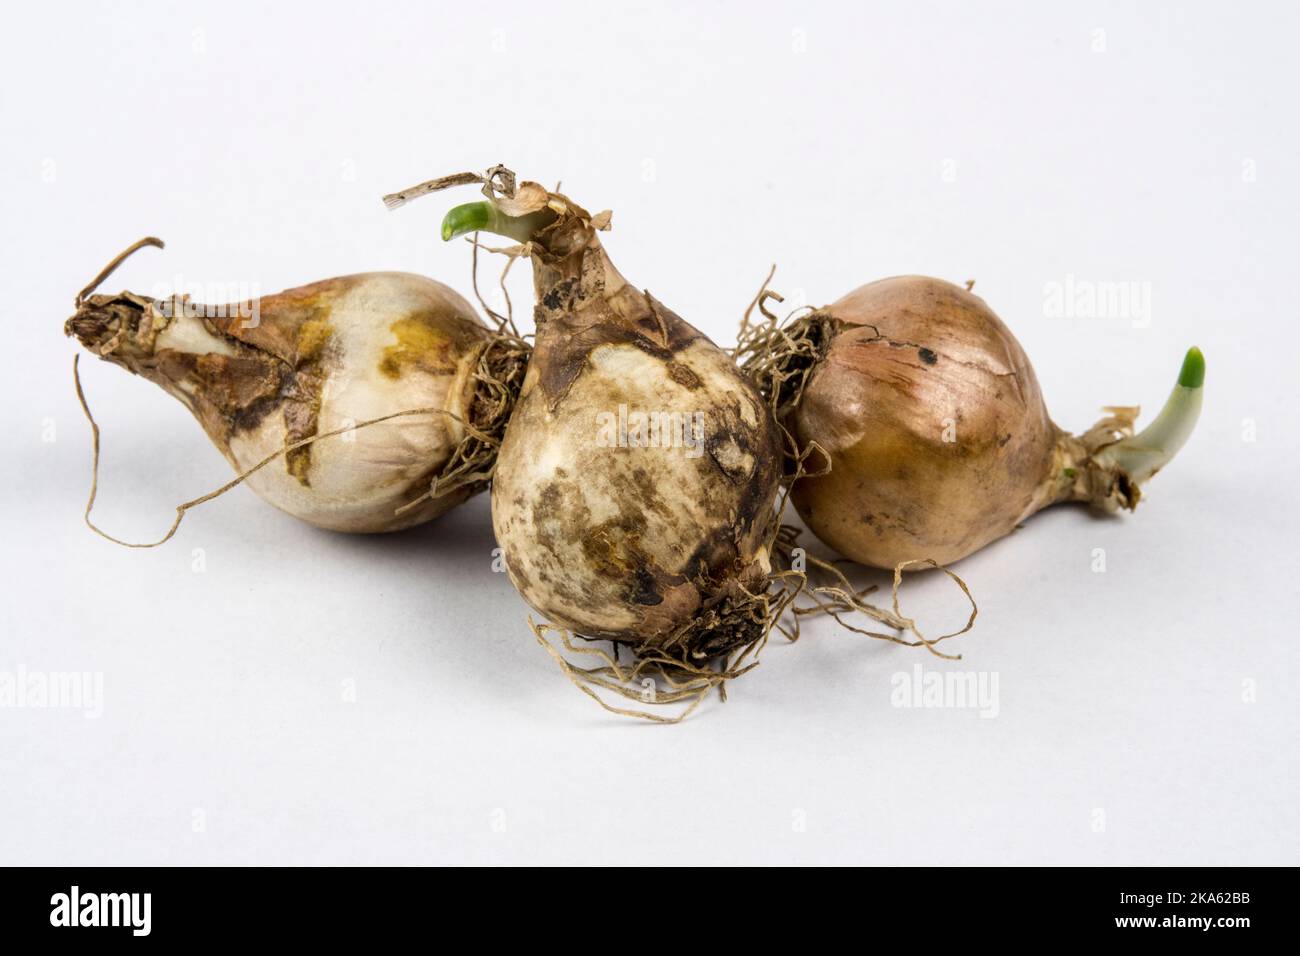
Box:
226 274 482 532
493 339 769 639
154 316 242 359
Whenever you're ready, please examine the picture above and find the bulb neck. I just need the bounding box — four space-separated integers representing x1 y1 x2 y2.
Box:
65 292 161 363
1050 415 1143 513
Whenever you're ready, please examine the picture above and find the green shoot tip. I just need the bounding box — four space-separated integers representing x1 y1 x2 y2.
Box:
1178 346 1205 389
440 201 493 242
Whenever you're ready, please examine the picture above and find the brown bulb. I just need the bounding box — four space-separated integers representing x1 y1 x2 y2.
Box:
785 276 1158 568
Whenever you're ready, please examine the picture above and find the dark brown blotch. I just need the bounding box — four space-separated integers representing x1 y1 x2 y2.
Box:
666 361 702 389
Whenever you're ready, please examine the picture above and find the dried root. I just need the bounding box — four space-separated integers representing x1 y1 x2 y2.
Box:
395 330 531 516
531 532 976 722
733 265 839 433
774 527 977 661
531 570 803 724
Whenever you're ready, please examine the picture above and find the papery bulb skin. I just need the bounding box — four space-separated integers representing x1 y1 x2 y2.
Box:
68 273 490 532
789 276 1068 568
486 190 782 649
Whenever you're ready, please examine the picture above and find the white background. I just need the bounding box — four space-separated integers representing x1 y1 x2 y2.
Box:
2 1 1296 865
